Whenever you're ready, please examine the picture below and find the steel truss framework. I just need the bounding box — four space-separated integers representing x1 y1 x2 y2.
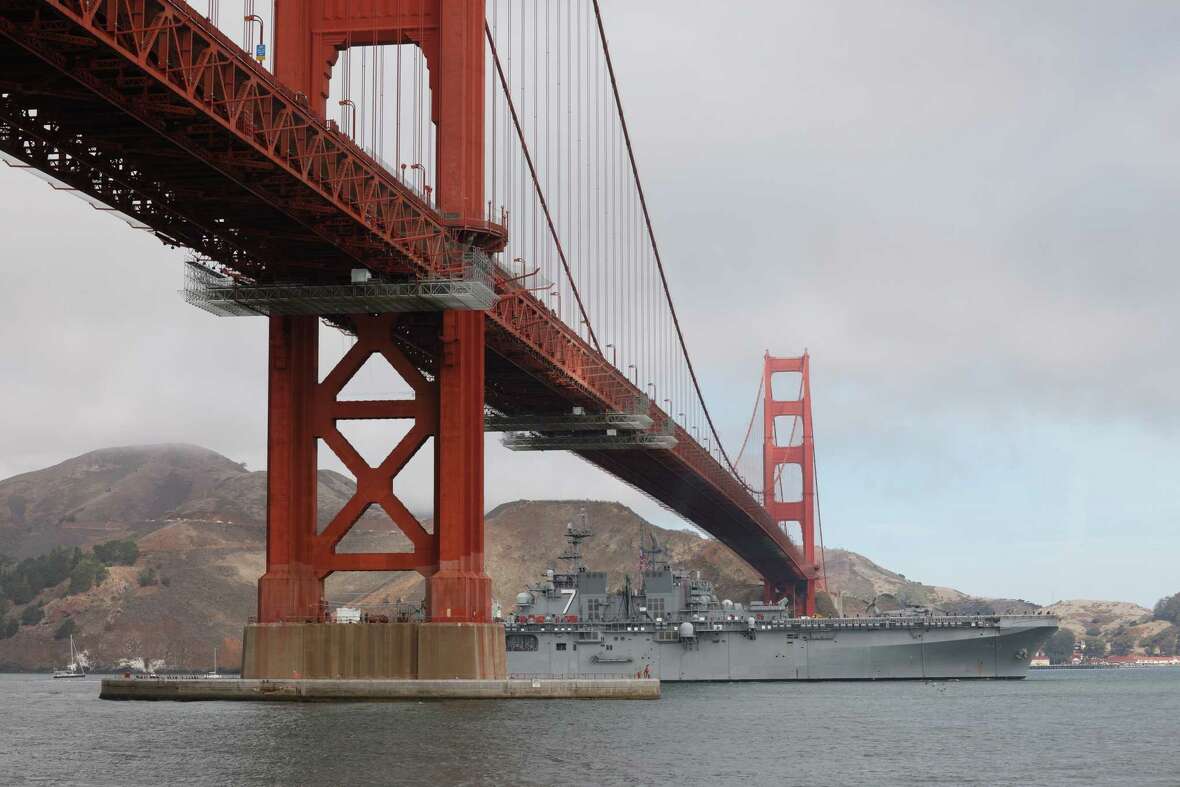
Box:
0 0 817 601
312 314 437 578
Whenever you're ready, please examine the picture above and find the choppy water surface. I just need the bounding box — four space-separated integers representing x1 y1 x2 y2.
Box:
2 669 1178 786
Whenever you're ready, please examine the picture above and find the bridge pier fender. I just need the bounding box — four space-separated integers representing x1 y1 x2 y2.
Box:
418 622 506 679
241 622 505 679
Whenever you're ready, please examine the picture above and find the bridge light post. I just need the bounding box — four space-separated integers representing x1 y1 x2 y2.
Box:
504 257 541 286
549 290 561 316
606 343 617 366
338 99 356 138
407 163 429 199
627 364 637 385
244 14 265 62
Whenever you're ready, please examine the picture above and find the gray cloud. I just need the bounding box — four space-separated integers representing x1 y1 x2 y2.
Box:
1 1 1177 605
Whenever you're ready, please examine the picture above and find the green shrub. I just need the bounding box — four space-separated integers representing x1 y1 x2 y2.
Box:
137 567 158 587
1083 635 1106 658
1045 629 1077 664
92 539 139 567
0 546 84 603
20 603 43 626
53 618 77 640
1109 631 1137 656
1143 625 1179 656
0 617 18 639
1153 592 1180 625
68 558 108 595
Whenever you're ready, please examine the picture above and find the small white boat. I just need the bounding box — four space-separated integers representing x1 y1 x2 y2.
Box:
203 646 221 679
51 635 86 679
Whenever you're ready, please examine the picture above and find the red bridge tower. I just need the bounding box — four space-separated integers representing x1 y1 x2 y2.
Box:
762 353 821 616
252 0 502 678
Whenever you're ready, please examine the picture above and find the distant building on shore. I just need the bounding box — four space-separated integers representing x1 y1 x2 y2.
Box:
1102 655 1180 667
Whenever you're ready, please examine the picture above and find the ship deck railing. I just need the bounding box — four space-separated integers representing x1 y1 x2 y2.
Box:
506 613 1055 634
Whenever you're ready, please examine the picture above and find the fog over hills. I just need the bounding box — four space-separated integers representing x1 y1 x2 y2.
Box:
0 444 1133 670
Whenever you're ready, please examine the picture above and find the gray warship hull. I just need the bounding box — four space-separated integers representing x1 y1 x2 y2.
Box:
505 615 1057 681
507 522 1057 681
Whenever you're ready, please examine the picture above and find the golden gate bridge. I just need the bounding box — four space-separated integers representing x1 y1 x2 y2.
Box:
0 0 822 676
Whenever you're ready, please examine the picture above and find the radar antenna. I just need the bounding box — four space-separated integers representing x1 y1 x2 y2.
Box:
640 531 669 572
558 509 593 573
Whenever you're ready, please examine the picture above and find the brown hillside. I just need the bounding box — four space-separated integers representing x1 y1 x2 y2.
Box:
0 444 251 558
3 444 1143 671
1044 599 1154 638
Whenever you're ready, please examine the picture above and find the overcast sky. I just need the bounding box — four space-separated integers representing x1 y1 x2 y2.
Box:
1 1 1177 607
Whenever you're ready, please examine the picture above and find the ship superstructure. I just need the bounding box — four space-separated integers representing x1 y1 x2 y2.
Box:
504 519 1058 681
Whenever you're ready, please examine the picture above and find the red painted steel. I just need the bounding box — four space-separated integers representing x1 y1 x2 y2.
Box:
429 310 490 622
258 315 322 622
762 353 821 615
273 0 485 223
268 0 491 623
260 313 441 622
0 0 818 620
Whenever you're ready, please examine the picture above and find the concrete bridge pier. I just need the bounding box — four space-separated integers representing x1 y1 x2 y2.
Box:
241 622 505 680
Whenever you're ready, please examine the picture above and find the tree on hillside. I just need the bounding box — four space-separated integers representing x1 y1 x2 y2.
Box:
1083 635 1107 659
68 557 108 595
2 547 83 602
53 618 77 640
93 539 139 567
20 602 44 626
5 574 34 605
1109 631 1137 657
1044 629 1077 664
1143 626 1179 656
0 617 17 639
1153 592 1180 625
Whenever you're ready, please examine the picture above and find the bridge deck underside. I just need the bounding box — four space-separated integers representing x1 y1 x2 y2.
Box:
0 0 815 592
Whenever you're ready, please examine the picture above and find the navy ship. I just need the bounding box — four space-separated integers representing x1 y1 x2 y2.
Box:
503 520 1057 681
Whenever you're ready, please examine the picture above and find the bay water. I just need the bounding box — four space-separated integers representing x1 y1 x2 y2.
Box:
2 669 1177 785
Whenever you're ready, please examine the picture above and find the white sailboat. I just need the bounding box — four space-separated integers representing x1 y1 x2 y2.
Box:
203 646 221 679
51 635 86 679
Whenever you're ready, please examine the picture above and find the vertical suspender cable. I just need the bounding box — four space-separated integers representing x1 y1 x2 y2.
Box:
592 0 741 475
485 20 602 353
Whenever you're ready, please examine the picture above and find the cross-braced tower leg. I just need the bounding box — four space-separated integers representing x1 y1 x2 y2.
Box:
246 0 503 678
762 353 820 616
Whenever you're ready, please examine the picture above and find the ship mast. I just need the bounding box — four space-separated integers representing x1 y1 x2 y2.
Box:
558 510 593 573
